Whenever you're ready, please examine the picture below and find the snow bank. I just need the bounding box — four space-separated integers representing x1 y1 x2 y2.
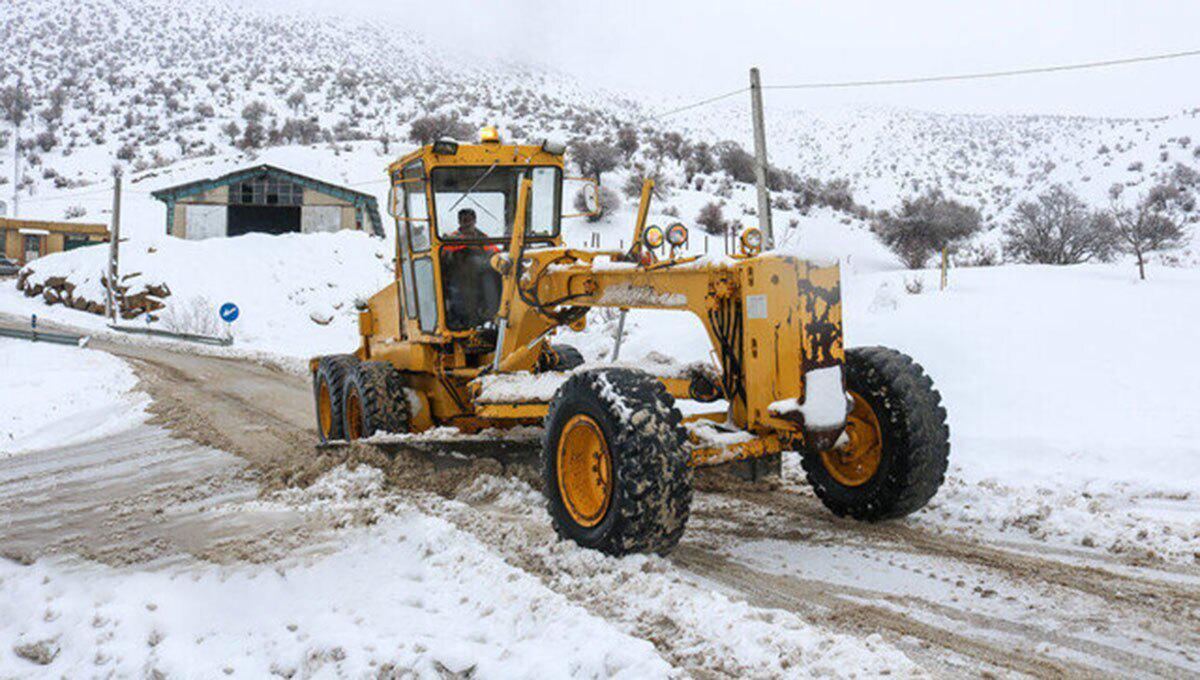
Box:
0 339 149 455
8 231 392 360
0 467 672 678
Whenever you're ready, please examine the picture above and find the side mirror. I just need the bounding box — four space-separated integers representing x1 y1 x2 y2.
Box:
562 177 602 219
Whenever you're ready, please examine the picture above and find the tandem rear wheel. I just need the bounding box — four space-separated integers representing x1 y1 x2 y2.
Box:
312 356 410 443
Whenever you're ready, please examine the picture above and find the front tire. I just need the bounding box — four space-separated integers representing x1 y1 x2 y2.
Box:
542 368 692 556
801 346 950 521
342 361 411 441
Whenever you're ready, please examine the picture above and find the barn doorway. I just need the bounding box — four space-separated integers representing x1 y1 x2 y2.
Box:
227 205 301 236
226 175 303 236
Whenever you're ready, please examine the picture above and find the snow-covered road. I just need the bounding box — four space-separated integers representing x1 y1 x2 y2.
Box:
2 324 1198 677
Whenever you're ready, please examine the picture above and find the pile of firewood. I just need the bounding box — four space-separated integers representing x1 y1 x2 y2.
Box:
16 270 171 320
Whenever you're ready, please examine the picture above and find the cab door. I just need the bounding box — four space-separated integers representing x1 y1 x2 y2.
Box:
397 161 439 336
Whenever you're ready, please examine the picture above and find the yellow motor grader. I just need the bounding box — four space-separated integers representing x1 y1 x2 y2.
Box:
311 127 949 556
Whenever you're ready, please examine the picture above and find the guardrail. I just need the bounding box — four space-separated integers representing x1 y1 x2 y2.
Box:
0 326 90 346
106 324 233 346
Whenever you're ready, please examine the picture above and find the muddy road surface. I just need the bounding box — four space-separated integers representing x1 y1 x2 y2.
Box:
2 329 1198 678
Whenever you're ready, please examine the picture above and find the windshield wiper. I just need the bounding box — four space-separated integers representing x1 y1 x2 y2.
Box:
446 161 499 215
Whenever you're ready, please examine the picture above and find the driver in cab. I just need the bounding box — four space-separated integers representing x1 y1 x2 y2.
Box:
442 209 502 332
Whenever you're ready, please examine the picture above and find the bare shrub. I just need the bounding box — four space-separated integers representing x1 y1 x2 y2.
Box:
715 141 755 184
874 190 982 268
695 201 727 236
407 113 473 146
161 296 225 337
616 127 638 159
1002 185 1113 264
954 243 1000 267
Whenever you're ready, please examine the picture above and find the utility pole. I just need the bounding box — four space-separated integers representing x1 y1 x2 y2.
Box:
10 119 18 218
105 167 122 323
749 67 774 249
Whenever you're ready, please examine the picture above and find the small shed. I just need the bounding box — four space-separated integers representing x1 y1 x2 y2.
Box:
0 218 109 265
151 165 383 240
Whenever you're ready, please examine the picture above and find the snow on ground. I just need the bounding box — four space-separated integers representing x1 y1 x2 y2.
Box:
0 470 670 678
846 264 1200 562
5 230 392 362
0 465 920 678
0 338 149 455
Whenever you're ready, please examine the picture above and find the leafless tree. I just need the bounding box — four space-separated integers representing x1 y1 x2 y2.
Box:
570 140 621 184
1003 185 1113 264
874 190 982 268
1105 182 1193 280
221 121 241 145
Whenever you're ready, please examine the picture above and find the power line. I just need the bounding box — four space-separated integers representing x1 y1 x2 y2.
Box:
642 87 748 121
645 48 1200 119
768 48 1200 90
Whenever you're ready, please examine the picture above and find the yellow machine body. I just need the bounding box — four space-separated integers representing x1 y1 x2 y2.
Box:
331 136 847 464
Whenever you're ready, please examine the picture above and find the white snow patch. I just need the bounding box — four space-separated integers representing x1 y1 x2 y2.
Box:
0 338 149 455
474 371 571 404
771 365 850 430
7 231 392 361
597 282 687 308
0 506 672 678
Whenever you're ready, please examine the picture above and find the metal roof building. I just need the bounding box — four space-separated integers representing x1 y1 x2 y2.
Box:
151 165 383 240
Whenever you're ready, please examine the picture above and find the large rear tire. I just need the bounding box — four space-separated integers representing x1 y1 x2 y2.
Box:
342 361 411 441
313 354 358 443
801 346 950 521
542 368 692 556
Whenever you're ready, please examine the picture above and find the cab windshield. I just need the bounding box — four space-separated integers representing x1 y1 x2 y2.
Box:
431 165 561 240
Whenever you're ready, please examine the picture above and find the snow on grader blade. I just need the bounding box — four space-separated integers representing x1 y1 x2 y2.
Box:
309 128 950 556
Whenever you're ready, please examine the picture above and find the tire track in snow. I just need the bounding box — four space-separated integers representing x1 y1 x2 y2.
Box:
401 481 922 679
724 487 1200 623
688 486 1200 677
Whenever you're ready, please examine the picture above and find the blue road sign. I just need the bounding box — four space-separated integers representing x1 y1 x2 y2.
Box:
219 302 240 323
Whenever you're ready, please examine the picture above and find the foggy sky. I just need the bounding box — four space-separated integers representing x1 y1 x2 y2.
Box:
245 0 1200 118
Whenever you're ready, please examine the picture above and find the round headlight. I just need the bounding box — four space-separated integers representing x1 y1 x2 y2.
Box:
666 223 688 247
643 225 665 249
740 228 763 255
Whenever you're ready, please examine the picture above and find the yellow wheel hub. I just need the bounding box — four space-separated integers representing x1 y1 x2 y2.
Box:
317 380 334 437
556 414 613 528
345 388 364 441
820 391 883 487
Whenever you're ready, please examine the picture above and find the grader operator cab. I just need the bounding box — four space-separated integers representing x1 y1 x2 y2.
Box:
311 127 950 556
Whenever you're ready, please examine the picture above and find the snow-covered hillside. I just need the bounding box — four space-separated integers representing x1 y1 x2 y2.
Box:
0 0 638 226
681 101 1200 225
5 0 1199 248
